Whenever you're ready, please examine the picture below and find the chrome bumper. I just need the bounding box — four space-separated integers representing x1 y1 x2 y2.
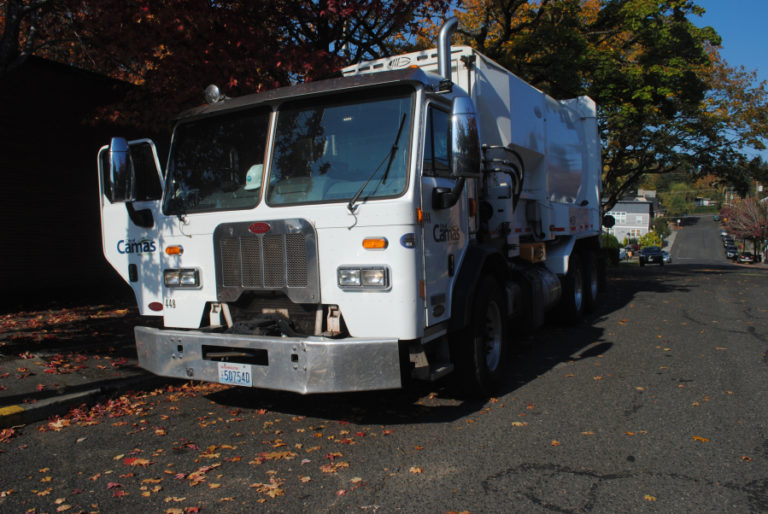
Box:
134 326 402 394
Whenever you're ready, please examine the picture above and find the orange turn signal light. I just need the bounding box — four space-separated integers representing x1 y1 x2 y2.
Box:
165 245 183 255
416 208 424 224
362 238 388 250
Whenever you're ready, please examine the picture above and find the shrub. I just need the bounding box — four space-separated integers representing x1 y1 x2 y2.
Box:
602 233 619 249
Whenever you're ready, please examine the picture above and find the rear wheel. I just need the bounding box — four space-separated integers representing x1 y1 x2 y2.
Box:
455 275 508 396
559 252 585 324
583 250 599 313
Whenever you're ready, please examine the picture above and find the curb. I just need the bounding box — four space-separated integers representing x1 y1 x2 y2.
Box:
0 373 165 429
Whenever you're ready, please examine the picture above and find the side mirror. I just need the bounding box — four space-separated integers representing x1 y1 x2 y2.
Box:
451 97 481 178
107 137 136 203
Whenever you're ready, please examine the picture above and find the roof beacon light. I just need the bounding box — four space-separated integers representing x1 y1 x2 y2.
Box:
204 84 225 104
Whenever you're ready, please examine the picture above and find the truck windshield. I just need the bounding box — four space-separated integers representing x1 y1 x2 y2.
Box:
164 107 270 215
267 91 412 206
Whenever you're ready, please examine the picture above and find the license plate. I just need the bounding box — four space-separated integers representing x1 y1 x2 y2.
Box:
218 362 253 387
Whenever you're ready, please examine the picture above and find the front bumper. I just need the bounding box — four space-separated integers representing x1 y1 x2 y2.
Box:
135 326 402 394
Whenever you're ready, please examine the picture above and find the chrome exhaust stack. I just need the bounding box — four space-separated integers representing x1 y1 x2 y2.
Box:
438 17 458 80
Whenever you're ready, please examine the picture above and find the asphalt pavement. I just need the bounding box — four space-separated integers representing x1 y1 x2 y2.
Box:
0 305 165 428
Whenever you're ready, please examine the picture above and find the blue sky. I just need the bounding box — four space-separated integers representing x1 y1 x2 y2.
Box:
695 0 767 161
695 0 766 83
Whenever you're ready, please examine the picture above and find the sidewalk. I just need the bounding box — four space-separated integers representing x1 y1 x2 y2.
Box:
0 304 164 428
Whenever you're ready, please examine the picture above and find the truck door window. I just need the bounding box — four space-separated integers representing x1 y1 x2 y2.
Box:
130 142 163 201
423 106 451 177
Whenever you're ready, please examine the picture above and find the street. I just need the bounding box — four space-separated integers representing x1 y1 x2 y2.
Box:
1 216 767 512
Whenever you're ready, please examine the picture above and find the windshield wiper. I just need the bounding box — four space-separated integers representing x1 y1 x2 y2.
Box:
347 113 407 213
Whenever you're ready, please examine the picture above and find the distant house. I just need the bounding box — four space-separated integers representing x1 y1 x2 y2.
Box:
605 197 654 243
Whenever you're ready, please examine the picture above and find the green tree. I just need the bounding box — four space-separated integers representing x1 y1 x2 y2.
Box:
638 231 662 248
447 0 768 211
660 182 695 217
652 217 671 239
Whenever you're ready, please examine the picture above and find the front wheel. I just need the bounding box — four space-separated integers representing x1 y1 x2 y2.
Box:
455 275 508 397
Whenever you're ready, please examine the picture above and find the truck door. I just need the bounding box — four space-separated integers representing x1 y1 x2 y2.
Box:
421 105 468 327
97 139 165 315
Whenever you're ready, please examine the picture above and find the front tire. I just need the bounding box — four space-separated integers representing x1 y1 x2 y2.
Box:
456 275 508 397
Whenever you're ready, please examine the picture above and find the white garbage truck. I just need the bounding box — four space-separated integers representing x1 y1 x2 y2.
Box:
98 18 604 396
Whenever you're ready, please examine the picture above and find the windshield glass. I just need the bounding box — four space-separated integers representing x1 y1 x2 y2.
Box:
267 90 412 206
164 107 270 214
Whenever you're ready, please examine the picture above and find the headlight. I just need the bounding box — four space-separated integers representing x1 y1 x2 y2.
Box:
337 266 389 290
164 268 200 288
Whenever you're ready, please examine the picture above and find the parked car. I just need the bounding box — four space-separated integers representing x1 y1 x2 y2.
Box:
662 250 671 263
722 236 734 247
737 253 755 264
713 214 720 222
639 246 664 266
725 245 739 259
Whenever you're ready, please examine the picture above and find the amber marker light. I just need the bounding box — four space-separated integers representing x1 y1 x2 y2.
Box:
165 245 184 255
416 208 424 225
363 237 388 250
468 198 477 217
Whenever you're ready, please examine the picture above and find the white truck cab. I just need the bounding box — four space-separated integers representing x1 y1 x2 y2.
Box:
98 19 603 396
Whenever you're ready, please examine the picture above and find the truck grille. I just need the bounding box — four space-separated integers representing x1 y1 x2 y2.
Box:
214 219 319 304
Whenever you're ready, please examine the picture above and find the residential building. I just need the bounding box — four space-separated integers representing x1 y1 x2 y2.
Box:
605 197 654 243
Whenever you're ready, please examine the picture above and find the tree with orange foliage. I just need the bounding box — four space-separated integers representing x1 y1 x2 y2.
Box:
2 0 448 128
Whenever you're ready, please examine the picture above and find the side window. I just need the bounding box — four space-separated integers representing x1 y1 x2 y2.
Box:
130 142 163 201
423 106 451 177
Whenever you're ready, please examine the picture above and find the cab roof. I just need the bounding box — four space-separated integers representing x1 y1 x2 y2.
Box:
176 67 439 122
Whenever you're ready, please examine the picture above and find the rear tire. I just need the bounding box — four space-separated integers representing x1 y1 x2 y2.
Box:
455 275 508 397
583 250 599 313
559 252 585 324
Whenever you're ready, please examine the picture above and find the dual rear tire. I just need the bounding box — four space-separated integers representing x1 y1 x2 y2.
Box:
559 250 600 323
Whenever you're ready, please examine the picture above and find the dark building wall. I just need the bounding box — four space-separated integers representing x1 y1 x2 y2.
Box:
0 57 169 304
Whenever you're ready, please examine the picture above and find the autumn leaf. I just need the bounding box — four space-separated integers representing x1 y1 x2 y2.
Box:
693 436 710 443
0 428 16 443
551 440 561 446
250 477 285 498
644 494 657 501
409 466 424 474
123 457 151 467
320 461 350 473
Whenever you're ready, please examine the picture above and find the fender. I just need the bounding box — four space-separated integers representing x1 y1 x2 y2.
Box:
448 243 509 332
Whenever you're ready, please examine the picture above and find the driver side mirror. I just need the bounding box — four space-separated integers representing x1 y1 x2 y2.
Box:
451 97 481 178
106 137 136 203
